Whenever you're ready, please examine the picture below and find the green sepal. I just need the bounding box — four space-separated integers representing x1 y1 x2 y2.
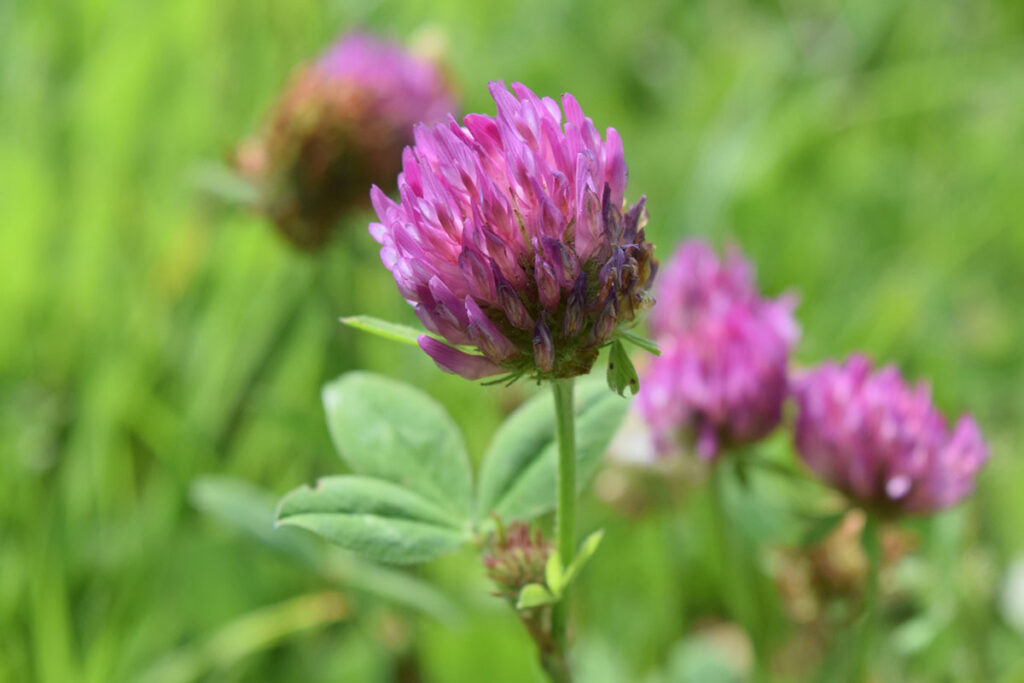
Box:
516 583 559 609
607 339 640 396
339 315 428 346
531 529 605 606
545 552 565 596
563 529 604 587
616 329 661 356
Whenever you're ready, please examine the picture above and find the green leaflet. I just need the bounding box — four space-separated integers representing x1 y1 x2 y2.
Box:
194 476 461 621
477 377 630 522
277 476 470 565
322 372 474 519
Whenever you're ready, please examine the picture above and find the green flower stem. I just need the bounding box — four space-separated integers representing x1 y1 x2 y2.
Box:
710 461 768 681
549 378 576 681
853 513 882 681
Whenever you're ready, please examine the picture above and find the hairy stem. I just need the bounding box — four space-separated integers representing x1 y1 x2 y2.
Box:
549 378 576 681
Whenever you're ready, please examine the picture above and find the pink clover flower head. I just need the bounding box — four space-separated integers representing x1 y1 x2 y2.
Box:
370 81 657 380
793 355 988 515
637 240 798 459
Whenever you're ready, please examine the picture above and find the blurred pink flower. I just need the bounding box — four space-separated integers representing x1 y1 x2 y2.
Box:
371 81 657 380
317 33 455 128
636 240 798 458
241 33 456 250
793 355 988 515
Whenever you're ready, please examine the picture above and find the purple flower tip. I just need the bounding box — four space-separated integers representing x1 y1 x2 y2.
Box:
371 81 657 380
793 354 989 516
636 240 799 459
417 335 504 380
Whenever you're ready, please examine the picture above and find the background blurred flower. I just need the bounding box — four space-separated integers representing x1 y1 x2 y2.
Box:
239 33 456 250
370 81 656 380
793 355 988 515
636 240 799 459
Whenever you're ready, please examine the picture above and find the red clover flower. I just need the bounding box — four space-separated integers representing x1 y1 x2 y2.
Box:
793 355 988 515
636 240 799 458
370 81 657 381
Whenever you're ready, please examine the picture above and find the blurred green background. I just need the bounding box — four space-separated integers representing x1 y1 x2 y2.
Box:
3 0 1024 680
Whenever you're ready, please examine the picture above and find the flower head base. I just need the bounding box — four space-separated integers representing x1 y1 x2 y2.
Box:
482 522 551 601
241 33 455 251
370 82 657 381
636 240 799 459
793 355 988 516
